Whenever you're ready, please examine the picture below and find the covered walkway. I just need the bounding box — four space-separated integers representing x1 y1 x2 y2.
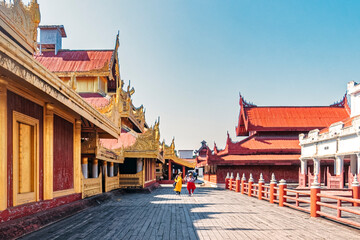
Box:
22 186 359 240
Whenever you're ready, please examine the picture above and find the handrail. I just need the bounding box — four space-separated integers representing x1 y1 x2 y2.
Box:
317 193 360 204
224 172 360 229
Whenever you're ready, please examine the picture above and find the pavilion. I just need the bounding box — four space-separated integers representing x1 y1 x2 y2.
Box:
196 94 350 186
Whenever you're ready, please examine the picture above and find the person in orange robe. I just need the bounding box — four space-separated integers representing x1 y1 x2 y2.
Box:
174 172 182 195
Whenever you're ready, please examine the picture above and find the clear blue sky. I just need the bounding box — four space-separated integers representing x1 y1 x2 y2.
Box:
37 0 360 151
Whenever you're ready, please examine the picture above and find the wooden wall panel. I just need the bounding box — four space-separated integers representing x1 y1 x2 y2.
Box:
7 90 43 207
53 114 74 191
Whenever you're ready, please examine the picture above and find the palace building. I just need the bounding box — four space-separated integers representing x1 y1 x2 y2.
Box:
34 24 166 192
300 81 360 188
0 1 191 230
197 94 350 186
0 0 120 223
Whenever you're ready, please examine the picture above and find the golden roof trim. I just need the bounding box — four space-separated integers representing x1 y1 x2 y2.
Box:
0 0 40 53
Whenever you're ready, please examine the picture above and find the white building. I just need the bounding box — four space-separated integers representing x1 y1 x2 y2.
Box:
299 81 360 188
178 150 194 159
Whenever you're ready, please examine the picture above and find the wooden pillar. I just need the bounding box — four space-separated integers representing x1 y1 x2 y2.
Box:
74 119 81 193
357 153 360 175
182 166 185 178
278 179 287 207
241 173 246 194
168 160 172 180
270 173 277 204
229 173 234 191
109 162 114 177
258 173 264 200
352 175 360 207
44 103 54 200
225 172 230 189
248 174 254 197
82 157 88 179
103 161 108 177
93 159 98 178
0 79 7 210
235 173 241 192
310 176 321 217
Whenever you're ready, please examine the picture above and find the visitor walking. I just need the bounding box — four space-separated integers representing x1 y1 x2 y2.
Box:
185 172 196 196
174 171 182 195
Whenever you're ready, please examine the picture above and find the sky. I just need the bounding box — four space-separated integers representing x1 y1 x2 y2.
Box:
36 0 360 151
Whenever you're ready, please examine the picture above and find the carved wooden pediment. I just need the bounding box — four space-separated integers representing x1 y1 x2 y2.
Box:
0 0 40 53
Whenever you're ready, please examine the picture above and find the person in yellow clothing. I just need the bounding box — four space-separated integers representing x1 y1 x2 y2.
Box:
174 172 183 195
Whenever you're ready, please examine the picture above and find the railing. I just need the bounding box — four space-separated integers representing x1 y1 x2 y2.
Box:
82 172 102 198
105 173 120 192
119 171 144 188
316 193 360 228
224 172 360 228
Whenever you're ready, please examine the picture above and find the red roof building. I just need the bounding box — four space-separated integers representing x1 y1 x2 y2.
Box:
197 95 350 185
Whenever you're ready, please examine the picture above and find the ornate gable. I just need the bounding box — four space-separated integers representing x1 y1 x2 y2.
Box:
0 0 40 53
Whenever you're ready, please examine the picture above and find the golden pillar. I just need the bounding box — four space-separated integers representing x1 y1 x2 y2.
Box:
81 157 88 179
93 159 98 178
74 120 81 193
0 78 7 210
43 103 54 200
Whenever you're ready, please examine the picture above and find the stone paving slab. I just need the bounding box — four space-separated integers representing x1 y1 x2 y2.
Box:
21 186 360 240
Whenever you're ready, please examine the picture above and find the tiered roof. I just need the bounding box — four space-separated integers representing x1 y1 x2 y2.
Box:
197 94 350 166
34 50 114 73
236 95 350 136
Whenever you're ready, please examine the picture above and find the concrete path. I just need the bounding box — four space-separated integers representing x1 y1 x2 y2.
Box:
21 186 360 240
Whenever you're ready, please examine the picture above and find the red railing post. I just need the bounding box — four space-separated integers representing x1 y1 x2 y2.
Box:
248 174 254 197
352 174 359 207
270 173 277 204
235 173 241 192
229 172 234 191
241 173 246 194
278 179 287 207
225 172 230 189
258 173 264 200
310 176 321 217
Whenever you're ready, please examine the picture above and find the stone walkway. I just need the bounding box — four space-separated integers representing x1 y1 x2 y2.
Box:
21 186 360 240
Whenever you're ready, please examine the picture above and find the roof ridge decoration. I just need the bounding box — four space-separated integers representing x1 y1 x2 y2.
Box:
125 119 160 152
164 138 196 168
0 0 40 53
213 142 219 154
239 93 257 108
330 93 351 116
330 93 348 107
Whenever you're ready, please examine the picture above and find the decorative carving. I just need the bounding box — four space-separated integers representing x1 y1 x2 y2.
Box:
0 0 40 52
239 93 256 108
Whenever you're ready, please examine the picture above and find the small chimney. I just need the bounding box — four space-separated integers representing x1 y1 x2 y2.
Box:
38 25 67 55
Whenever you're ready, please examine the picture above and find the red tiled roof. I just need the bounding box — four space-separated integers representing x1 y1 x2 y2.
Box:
79 93 110 108
100 131 137 150
237 106 350 135
221 154 300 162
223 135 300 155
34 50 113 72
236 95 350 136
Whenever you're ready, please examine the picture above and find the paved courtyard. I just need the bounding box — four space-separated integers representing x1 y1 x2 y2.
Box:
22 186 360 240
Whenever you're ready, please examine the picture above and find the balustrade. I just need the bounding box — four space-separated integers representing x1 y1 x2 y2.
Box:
225 172 360 228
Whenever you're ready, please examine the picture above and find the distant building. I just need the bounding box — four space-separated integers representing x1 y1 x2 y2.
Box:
299 81 360 188
179 150 194 159
196 94 350 186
